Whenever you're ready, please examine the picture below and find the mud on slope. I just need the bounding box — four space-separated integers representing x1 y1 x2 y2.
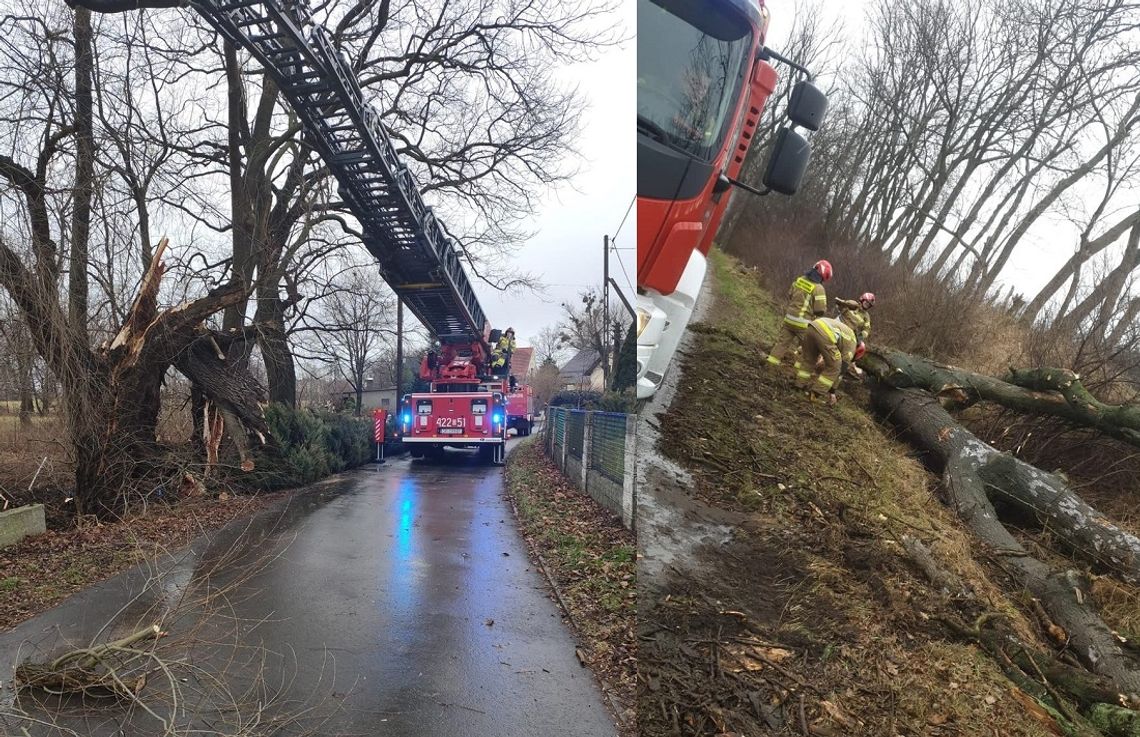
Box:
638 251 1059 737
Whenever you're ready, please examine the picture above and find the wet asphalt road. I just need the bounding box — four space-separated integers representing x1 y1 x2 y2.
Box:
0 442 617 736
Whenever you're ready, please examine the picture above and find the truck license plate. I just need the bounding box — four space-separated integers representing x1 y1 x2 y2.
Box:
438 428 464 435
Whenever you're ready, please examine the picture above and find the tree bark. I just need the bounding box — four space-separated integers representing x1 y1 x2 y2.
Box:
862 347 1140 448
865 350 1140 584
69 6 94 341
66 240 267 513
871 385 1140 696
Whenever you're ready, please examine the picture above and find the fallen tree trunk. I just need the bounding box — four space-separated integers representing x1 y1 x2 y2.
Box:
871 385 1140 697
861 347 1140 446
863 348 1140 586
903 535 1130 720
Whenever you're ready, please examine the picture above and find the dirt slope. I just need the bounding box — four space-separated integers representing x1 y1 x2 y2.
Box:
638 251 1060 736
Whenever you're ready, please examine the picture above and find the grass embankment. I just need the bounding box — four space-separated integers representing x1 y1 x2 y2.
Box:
639 250 1058 737
503 439 636 736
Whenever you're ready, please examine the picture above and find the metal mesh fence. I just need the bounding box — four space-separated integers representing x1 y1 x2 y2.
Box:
551 407 566 455
589 412 626 484
539 405 634 530
566 411 585 460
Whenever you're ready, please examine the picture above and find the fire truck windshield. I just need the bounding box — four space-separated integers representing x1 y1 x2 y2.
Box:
637 0 752 162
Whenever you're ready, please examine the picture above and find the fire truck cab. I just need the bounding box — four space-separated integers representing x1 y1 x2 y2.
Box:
635 0 827 399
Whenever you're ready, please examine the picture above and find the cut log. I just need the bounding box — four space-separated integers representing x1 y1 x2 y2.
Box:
861 347 1140 447
872 385 1140 697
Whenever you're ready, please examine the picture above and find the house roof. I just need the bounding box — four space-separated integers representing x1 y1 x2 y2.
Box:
510 346 533 377
559 349 601 380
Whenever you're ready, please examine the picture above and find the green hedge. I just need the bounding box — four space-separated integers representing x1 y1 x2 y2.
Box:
255 405 374 487
549 389 635 413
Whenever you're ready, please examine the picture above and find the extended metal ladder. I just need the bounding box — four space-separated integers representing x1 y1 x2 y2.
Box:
189 0 488 343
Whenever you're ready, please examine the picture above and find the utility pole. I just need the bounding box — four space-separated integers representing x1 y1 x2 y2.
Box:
395 298 403 406
603 234 610 389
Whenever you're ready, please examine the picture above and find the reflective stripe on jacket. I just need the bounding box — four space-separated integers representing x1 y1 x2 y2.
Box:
839 305 871 342
810 317 857 362
784 276 826 328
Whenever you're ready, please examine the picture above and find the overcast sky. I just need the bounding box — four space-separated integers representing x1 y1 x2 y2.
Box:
471 1 636 354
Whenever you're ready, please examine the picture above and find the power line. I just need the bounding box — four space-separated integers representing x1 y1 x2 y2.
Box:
611 195 638 246
608 193 637 298
613 243 635 296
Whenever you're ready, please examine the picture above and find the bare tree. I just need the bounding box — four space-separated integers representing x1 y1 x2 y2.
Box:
531 325 569 367
731 0 1140 338
530 357 562 408
301 267 395 416
558 288 627 380
0 8 268 513
69 0 618 409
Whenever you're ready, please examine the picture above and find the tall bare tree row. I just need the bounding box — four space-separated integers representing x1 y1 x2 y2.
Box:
734 0 1140 336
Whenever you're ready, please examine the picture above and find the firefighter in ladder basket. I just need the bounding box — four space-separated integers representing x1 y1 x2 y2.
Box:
490 328 517 377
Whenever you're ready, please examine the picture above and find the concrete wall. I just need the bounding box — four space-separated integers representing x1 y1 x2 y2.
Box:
0 504 46 547
542 408 635 530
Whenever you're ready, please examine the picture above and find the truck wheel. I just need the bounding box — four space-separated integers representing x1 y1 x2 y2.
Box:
520 421 530 437
408 447 424 459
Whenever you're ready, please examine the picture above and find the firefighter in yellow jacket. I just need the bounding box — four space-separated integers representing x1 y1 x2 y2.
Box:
766 260 833 368
836 292 874 342
836 292 873 379
796 316 860 405
490 328 517 376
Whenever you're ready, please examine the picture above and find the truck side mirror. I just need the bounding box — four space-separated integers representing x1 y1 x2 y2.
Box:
787 80 828 132
763 128 812 195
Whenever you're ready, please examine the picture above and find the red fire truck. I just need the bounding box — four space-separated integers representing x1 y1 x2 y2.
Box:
635 0 828 399
504 346 534 437
398 330 510 464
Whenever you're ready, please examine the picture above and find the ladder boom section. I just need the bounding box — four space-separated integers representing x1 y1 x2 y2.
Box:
190 0 488 343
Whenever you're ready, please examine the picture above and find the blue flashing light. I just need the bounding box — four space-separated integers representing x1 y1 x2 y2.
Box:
402 413 412 424
493 412 503 424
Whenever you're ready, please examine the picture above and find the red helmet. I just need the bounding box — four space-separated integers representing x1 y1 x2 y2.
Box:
814 259 833 282
859 292 876 308
854 341 866 361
